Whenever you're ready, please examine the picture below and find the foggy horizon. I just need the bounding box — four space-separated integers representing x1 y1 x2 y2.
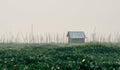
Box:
0 0 120 42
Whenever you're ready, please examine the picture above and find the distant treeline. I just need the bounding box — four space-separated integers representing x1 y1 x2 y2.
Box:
0 32 120 43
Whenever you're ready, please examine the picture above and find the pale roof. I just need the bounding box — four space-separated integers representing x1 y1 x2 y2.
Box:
67 31 85 38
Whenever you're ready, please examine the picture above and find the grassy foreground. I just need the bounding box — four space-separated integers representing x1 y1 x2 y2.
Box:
0 43 120 70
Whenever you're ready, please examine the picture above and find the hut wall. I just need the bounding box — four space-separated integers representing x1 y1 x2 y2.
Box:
68 38 85 44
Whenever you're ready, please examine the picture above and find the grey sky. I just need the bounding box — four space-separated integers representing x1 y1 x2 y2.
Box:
0 0 120 35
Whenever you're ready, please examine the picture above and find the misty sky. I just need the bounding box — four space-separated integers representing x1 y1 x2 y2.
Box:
0 0 120 36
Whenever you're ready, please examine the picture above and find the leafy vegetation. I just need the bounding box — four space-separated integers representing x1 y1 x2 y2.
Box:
0 43 120 70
